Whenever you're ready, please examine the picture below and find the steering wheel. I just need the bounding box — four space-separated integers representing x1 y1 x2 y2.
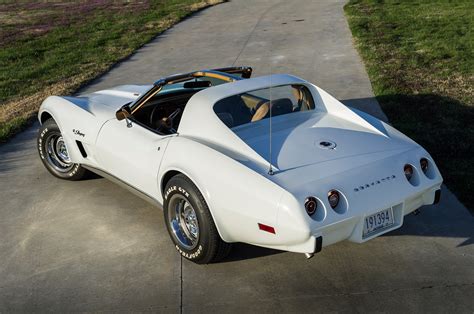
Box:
153 108 182 134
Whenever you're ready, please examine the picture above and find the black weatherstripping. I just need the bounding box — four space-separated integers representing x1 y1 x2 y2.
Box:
183 81 211 89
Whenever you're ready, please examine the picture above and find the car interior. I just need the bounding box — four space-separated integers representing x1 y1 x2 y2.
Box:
214 85 315 129
131 80 214 134
126 67 252 135
128 74 314 135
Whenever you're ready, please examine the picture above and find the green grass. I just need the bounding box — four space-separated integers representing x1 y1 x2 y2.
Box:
344 0 473 211
0 116 30 140
0 0 222 142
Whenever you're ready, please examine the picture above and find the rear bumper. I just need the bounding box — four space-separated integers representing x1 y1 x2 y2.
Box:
286 184 442 254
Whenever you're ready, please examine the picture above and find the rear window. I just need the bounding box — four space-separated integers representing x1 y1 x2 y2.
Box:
214 84 315 128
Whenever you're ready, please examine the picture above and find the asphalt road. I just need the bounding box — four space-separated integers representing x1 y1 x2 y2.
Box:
1 0 473 312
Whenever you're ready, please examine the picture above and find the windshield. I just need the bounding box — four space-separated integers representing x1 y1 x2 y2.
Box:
214 84 316 128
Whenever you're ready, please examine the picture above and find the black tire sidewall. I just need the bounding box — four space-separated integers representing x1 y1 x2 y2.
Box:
38 119 83 180
163 176 216 263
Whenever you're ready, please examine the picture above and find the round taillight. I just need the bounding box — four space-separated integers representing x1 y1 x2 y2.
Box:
420 158 429 173
304 197 318 216
404 164 414 181
328 190 340 209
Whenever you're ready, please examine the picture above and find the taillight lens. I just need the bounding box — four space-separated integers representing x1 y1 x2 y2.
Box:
420 158 429 173
404 164 414 181
328 190 340 209
304 197 318 216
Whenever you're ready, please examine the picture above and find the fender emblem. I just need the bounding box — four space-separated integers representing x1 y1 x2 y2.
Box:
73 129 85 137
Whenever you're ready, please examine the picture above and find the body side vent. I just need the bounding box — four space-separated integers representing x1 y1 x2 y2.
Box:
76 141 87 158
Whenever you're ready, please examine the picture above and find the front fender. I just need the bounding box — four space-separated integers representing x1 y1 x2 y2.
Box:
38 96 106 165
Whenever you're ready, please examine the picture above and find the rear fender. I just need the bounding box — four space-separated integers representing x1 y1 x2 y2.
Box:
159 136 309 245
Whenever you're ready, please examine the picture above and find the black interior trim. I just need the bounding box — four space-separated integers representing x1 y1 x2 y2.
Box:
129 116 168 136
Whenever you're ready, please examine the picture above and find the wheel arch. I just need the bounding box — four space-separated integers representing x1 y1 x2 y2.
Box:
160 169 182 196
38 95 107 165
38 99 87 164
159 167 231 243
39 111 54 124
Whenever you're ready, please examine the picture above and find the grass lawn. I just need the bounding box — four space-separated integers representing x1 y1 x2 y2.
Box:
345 0 473 211
0 0 222 141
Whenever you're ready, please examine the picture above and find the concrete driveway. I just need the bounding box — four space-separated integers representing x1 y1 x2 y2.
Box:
1 0 473 312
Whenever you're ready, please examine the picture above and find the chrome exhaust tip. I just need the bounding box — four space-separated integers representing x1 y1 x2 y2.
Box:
304 253 314 259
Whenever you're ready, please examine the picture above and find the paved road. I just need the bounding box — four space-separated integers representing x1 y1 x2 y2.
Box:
1 0 473 312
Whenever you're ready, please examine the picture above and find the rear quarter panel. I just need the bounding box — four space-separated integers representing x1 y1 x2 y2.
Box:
159 136 311 246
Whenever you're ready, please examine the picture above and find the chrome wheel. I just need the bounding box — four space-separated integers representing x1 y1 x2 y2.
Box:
45 133 74 173
168 194 200 250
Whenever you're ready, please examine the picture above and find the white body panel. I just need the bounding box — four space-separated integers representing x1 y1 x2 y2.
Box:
95 119 172 198
38 74 443 254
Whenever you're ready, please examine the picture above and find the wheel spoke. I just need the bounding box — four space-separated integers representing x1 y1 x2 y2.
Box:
44 133 74 173
168 195 199 250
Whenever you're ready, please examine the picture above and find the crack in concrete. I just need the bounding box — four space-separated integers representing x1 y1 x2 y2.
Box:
327 282 474 297
180 256 183 314
183 282 474 309
274 282 474 303
231 1 283 66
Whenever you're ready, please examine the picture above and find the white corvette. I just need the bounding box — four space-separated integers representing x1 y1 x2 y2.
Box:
37 67 443 264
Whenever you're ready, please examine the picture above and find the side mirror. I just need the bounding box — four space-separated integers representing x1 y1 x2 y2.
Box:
116 105 131 121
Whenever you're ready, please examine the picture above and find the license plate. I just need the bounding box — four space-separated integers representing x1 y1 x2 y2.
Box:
363 208 394 238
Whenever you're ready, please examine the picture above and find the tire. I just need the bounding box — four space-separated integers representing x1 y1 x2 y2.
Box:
37 118 87 181
163 174 231 264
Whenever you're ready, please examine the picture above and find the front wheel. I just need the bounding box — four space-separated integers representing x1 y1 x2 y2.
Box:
163 174 231 264
37 118 86 180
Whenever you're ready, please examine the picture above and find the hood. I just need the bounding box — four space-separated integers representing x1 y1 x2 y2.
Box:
63 84 152 120
233 110 416 173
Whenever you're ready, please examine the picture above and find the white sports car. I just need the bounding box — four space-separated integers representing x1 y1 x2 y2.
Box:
37 67 443 264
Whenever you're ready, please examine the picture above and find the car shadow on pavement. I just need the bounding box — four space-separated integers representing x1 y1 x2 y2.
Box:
2 96 470 263
221 242 283 263
344 94 473 248
82 171 102 180
382 187 473 247
342 94 473 217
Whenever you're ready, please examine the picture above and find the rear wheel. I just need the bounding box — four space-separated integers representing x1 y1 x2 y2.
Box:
163 174 231 264
37 118 86 180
